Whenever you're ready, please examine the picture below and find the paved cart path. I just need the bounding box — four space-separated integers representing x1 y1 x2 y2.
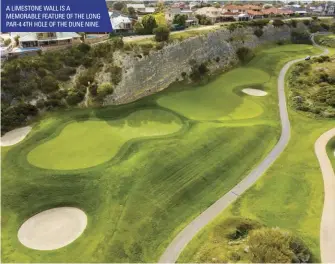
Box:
315 128 335 263
158 35 328 263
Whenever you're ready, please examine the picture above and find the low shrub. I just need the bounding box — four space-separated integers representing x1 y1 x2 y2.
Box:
189 62 209 81
254 28 263 38
248 228 313 263
96 83 114 101
40 75 59 93
55 67 76 81
107 65 122 85
154 25 170 42
273 19 285 27
66 89 85 105
236 47 254 63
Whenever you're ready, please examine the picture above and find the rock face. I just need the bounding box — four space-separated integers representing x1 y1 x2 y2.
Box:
104 24 291 105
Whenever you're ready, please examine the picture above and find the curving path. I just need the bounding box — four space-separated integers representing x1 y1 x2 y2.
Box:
159 35 328 263
315 128 335 263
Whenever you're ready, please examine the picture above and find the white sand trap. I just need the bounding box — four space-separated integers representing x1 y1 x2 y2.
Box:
1 126 32 146
18 207 87 250
242 88 268 96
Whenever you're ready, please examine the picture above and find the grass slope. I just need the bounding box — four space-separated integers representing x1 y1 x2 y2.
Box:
1 44 319 263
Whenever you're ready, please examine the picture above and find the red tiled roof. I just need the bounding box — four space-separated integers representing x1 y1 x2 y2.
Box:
247 10 264 15
222 11 239 16
224 4 262 11
262 8 293 14
223 5 243 10
244 4 262 10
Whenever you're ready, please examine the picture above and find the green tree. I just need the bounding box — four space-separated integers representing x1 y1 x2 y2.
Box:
142 14 158 34
128 6 137 18
4 39 11 46
121 6 129 15
134 21 145 34
156 2 165 13
154 25 170 42
14 35 20 46
173 14 188 26
113 1 125 11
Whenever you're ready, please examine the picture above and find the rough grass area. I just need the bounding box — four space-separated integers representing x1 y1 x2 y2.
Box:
178 47 334 263
1 44 321 263
315 34 335 48
288 53 335 118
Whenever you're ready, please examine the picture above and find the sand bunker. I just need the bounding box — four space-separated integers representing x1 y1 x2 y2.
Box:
1 126 32 146
242 88 268 96
18 207 87 250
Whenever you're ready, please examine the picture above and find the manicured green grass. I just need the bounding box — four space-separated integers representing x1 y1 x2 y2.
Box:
157 45 317 121
1 44 320 263
27 109 182 170
178 49 334 263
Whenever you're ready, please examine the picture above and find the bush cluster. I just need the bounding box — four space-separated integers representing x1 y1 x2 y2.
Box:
189 60 209 81
289 58 335 117
2 38 123 133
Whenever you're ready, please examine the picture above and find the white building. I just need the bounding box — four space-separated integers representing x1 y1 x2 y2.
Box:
10 32 81 48
110 15 133 33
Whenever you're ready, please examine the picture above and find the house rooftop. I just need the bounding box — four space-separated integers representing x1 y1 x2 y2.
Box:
126 4 145 9
110 16 132 30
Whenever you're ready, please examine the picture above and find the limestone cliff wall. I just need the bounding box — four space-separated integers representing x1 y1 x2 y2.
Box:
101 24 291 105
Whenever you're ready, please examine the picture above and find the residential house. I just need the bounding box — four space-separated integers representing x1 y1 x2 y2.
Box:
126 3 155 15
195 7 224 23
109 12 133 33
126 4 146 13
262 7 293 17
324 2 335 16
165 8 198 26
10 32 81 48
287 6 308 16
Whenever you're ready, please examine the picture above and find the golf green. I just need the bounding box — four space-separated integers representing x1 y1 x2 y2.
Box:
27 109 183 170
157 68 268 120
1 44 322 263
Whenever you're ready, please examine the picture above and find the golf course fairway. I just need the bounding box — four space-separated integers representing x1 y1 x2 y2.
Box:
177 45 335 263
1 44 321 263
